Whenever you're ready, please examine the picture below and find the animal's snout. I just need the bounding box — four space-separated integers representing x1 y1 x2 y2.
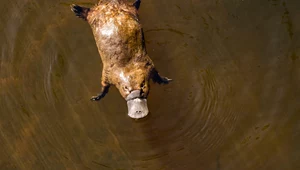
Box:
127 98 149 119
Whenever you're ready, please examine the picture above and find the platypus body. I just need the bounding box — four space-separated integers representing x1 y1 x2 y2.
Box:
71 0 171 119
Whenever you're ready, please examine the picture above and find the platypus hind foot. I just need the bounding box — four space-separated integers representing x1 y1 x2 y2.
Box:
133 0 141 10
71 4 90 20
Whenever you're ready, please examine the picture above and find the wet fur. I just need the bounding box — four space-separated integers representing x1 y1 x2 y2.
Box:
71 0 171 100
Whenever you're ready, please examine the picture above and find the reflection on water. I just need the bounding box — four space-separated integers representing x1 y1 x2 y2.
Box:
0 0 300 169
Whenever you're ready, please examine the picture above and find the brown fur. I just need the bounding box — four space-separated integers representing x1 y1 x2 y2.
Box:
71 0 171 100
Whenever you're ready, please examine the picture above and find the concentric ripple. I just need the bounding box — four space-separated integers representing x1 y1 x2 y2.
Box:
0 0 300 170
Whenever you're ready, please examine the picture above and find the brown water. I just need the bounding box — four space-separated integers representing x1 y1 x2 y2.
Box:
0 0 300 169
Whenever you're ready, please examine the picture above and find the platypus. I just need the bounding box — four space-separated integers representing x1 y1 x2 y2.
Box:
71 0 172 119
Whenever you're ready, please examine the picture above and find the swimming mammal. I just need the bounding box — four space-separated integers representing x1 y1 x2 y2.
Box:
71 0 172 119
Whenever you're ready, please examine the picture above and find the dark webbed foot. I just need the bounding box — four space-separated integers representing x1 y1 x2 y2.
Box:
152 69 173 85
133 0 141 10
71 4 90 20
90 84 110 101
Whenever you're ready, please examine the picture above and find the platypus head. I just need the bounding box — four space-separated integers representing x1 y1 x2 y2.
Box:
116 68 151 119
116 68 150 119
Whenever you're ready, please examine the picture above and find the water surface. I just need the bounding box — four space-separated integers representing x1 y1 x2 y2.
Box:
0 0 300 169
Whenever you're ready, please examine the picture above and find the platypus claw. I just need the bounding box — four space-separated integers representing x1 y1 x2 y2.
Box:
161 77 173 84
90 96 101 101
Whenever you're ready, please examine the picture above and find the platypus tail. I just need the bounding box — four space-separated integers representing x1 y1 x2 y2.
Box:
71 4 90 21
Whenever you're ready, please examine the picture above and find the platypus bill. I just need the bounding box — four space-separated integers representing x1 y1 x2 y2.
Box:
71 0 172 119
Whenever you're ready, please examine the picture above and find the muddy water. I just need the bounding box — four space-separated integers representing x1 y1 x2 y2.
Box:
0 0 300 169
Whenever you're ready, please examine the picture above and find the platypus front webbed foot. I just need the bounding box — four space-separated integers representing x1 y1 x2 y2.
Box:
90 85 110 101
90 95 102 101
159 77 173 84
71 4 90 21
152 69 173 85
